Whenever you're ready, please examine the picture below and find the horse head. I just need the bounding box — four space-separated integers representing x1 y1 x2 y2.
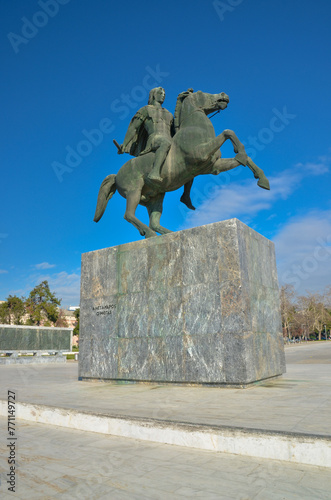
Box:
183 90 230 116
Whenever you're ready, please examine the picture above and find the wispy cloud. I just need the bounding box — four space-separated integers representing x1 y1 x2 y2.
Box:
180 155 329 231
36 271 80 307
178 152 330 295
0 270 8 274
34 262 56 270
10 270 81 308
296 154 330 176
274 210 331 293
180 168 301 230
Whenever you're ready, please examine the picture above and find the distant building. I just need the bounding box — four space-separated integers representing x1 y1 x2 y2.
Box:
62 310 77 328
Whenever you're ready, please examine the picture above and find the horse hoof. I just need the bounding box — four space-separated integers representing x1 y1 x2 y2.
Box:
180 196 196 211
144 230 157 238
257 178 270 190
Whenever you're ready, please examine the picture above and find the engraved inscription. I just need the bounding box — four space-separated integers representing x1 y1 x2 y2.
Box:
92 304 116 316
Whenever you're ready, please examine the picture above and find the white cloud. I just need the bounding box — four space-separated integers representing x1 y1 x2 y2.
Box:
0 269 8 274
178 153 330 295
274 210 331 294
180 153 329 231
296 154 330 176
35 271 81 307
180 168 301 230
10 271 81 308
34 262 56 270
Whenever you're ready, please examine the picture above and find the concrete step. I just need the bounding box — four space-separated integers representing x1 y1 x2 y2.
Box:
1 399 330 468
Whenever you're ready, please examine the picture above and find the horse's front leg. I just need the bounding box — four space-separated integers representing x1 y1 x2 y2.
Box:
211 157 270 190
211 158 243 175
192 129 246 163
207 130 270 190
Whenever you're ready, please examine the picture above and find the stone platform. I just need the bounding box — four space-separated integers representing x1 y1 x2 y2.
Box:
0 343 330 469
79 219 285 385
0 354 66 365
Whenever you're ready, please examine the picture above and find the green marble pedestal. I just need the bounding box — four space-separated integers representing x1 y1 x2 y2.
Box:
78 219 285 386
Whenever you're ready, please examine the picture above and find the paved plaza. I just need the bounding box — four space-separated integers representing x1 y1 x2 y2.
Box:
1 417 331 500
0 342 330 498
0 342 330 435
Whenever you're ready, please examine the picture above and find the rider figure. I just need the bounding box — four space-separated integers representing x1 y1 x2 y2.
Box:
118 87 193 184
118 87 172 184
117 87 195 208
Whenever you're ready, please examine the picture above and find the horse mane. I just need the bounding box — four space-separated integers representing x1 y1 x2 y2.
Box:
174 90 194 132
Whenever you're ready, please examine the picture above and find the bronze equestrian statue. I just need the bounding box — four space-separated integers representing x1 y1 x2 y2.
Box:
94 87 270 238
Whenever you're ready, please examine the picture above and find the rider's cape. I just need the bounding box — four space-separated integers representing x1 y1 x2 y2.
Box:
122 108 149 157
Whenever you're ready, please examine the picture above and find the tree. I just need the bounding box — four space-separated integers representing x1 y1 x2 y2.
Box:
323 286 331 336
296 295 315 339
73 308 80 336
25 281 61 326
0 301 10 324
295 293 329 340
6 295 25 325
55 309 69 328
0 295 25 325
280 284 296 339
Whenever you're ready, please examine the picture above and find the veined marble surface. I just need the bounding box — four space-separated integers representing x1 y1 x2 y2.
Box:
79 219 285 384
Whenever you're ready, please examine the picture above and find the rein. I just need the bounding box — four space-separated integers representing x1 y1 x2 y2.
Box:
209 109 221 119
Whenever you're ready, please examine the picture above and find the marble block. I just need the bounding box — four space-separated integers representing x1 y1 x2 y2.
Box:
0 325 72 351
78 219 286 386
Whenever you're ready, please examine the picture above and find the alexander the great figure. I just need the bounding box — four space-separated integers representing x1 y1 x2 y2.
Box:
116 87 195 209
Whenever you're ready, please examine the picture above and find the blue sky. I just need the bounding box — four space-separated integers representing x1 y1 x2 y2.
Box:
1 0 330 307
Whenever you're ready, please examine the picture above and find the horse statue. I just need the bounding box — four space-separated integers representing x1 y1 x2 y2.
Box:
94 90 270 238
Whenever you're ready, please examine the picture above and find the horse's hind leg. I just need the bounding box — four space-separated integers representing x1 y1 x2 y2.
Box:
147 195 172 235
124 189 157 238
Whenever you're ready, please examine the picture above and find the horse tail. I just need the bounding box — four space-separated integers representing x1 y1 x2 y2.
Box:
93 174 117 222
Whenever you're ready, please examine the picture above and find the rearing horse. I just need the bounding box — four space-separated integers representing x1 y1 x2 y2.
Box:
94 90 270 238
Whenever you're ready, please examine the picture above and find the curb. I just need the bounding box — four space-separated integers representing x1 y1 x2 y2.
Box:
1 400 330 468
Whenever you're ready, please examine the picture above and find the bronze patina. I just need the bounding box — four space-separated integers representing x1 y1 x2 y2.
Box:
94 88 270 238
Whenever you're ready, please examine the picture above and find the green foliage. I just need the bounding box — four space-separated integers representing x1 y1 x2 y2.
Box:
0 295 25 325
73 307 80 336
0 301 10 324
7 295 26 324
25 281 61 326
